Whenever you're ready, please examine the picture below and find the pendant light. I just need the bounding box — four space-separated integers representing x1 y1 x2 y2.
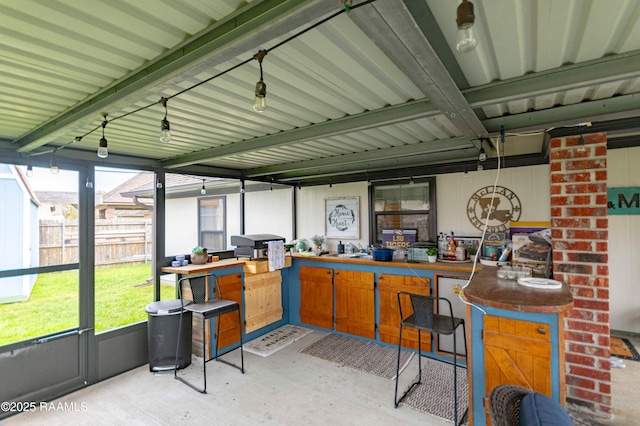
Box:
456 0 477 53
26 163 34 177
200 179 206 195
252 50 268 112
159 97 172 143
97 114 109 159
50 149 59 174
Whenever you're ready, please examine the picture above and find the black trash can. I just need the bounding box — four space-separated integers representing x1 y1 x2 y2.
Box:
145 299 192 372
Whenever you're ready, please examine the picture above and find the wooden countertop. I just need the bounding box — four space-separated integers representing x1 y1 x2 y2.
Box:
160 253 480 275
292 252 478 273
160 258 245 274
464 266 573 313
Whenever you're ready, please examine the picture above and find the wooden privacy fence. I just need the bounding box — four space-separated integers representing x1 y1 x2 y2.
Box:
39 220 152 266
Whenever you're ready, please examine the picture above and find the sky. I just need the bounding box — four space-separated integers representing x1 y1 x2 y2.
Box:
21 166 140 193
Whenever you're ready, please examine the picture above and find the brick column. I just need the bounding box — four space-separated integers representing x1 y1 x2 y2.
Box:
549 132 610 417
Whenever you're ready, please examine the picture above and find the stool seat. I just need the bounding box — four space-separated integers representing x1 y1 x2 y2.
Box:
174 274 244 394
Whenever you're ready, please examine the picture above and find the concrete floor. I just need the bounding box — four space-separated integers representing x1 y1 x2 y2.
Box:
4 331 640 425
3 331 452 426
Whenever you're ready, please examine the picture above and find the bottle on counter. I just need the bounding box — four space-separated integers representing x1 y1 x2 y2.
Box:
337 241 345 254
446 231 457 259
438 232 445 259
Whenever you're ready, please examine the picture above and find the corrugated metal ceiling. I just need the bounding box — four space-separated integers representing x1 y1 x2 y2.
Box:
1 0 640 186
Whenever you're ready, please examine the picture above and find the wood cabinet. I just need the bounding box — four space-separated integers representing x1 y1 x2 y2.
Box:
215 273 243 351
378 273 431 352
334 269 375 339
244 270 283 333
299 265 334 329
464 266 572 426
482 315 552 425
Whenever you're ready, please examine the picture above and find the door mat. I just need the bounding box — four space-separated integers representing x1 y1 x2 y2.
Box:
399 357 468 425
299 333 413 380
611 336 640 361
244 325 313 357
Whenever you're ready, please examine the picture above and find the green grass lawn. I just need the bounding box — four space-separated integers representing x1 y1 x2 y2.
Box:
0 264 174 346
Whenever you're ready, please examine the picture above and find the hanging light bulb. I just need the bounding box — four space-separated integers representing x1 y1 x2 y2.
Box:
50 149 59 174
456 0 477 53
201 179 206 195
85 177 93 189
478 147 487 162
97 114 109 158
159 97 172 143
252 50 268 112
26 163 34 177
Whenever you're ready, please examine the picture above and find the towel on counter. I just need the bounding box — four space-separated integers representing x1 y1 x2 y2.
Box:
267 240 285 272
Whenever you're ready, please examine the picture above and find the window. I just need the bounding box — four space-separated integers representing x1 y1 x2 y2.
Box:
93 168 172 332
0 163 80 346
199 196 226 251
370 178 436 244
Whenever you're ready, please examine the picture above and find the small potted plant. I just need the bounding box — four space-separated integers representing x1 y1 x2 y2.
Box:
191 245 208 264
469 246 478 262
426 247 438 263
311 234 325 251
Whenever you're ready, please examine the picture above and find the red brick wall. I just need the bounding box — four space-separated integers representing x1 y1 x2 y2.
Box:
549 132 610 417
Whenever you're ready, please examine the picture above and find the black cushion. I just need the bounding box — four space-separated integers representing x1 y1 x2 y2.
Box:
519 392 574 426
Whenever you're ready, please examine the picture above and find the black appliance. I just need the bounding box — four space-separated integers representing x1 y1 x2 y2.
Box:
231 234 285 259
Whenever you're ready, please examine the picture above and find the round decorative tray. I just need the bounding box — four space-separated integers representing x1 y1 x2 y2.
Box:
479 257 510 267
517 277 562 289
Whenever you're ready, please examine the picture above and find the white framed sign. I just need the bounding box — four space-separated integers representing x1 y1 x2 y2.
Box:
325 196 359 239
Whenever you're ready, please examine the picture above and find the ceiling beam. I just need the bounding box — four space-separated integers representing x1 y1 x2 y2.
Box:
483 92 640 133
273 146 479 182
350 0 487 138
160 98 440 168
244 137 473 177
14 0 335 153
465 49 640 107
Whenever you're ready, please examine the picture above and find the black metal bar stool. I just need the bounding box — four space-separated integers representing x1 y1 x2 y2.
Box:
394 291 468 425
174 274 244 393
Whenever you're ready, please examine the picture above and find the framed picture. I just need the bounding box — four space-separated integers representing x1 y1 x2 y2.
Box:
325 196 359 239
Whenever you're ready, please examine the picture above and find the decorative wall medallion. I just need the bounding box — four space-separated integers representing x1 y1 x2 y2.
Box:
467 186 521 232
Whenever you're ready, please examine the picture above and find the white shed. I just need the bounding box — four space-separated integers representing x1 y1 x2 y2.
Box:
0 165 39 303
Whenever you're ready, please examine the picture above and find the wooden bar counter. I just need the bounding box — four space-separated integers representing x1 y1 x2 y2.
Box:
464 265 573 313
464 266 573 426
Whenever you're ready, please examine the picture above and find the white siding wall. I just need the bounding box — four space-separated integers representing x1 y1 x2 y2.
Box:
295 182 369 252
226 192 241 248
608 146 640 333
165 197 198 256
244 188 293 242
436 165 551 237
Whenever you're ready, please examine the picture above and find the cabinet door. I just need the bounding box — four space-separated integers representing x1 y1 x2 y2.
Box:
244 270 283 333
483 316 551 424
299 265 334 329
215 273 244 351
334 269 375 338
378 274 431 352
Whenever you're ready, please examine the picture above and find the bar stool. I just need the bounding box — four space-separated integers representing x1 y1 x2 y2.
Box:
174 274 244 393
394 291 468 425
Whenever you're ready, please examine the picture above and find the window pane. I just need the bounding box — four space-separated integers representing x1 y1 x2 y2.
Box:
376 214 431 242
94 168 171 332
0 163 79 346
374 183 430 212
0 272 79 346
201 232 224 251
200 197 224 231
199 197 226 251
